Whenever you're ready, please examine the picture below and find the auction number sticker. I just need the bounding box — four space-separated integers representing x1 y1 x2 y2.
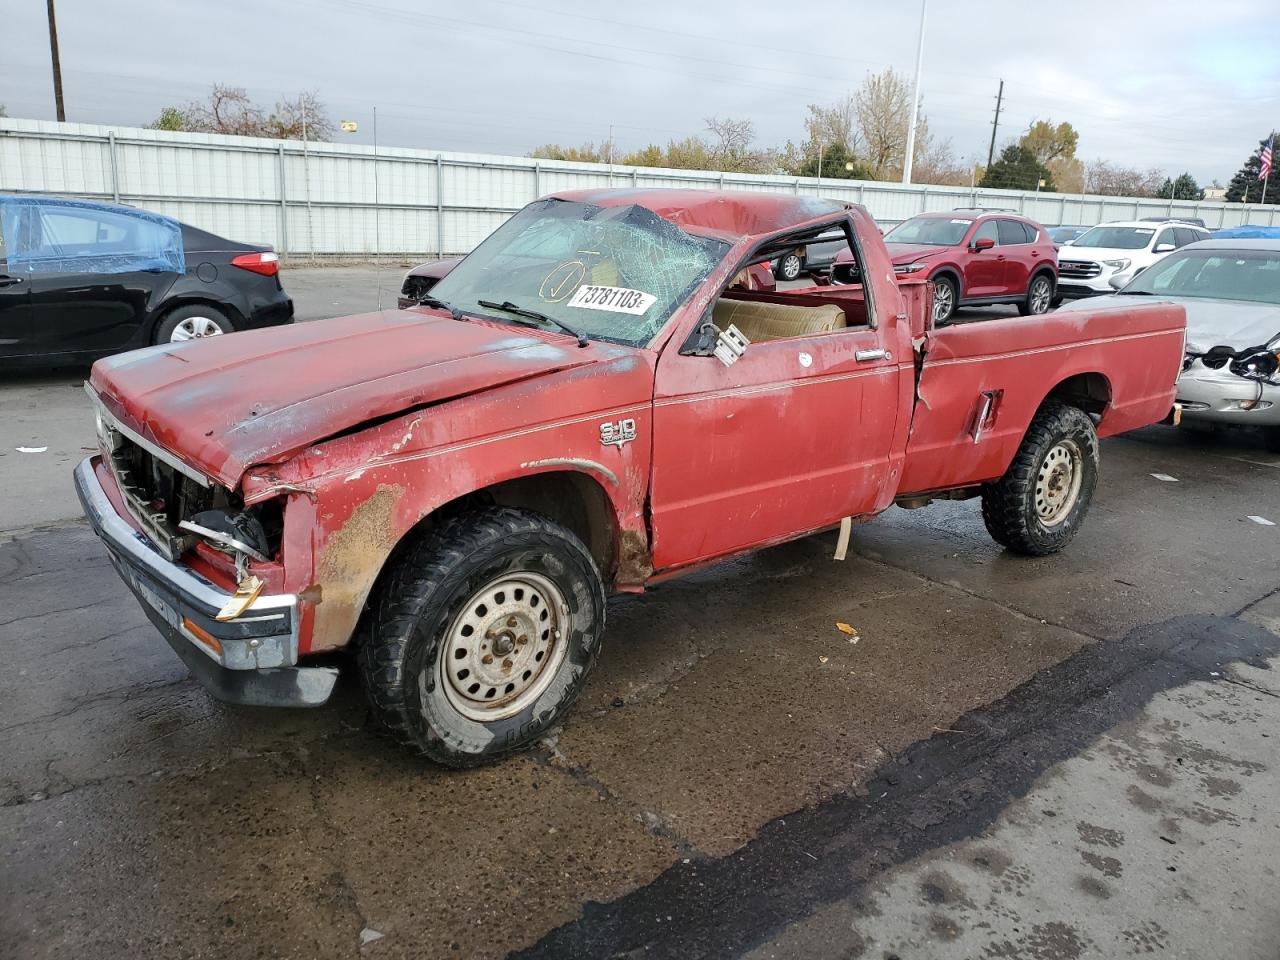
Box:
567 285 656 315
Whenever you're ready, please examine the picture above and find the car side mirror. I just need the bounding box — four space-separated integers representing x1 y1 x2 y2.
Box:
972 237 995 252
1108 274 1128 291
1153 243 1175 253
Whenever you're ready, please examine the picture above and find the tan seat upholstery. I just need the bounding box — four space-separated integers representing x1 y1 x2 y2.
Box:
712 298 846 343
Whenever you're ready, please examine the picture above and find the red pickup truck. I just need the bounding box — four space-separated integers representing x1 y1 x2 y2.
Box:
76 189 1186 766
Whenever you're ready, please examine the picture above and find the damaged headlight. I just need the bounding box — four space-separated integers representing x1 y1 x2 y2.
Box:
178 498 283 574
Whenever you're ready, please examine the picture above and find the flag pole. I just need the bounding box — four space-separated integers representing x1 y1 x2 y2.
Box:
1262 133 1274 206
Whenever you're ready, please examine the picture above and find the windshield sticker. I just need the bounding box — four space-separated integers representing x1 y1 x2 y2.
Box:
567 284 656 315
1134 229 1155 235
950 218 972 224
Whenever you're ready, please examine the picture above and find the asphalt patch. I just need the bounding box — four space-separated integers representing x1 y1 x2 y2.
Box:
515 614 1280 960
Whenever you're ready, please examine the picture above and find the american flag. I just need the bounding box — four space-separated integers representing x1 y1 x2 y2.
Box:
1262 137 1274 181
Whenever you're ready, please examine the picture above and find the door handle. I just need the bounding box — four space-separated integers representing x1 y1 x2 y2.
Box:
855 348 887 362
0 276 24 288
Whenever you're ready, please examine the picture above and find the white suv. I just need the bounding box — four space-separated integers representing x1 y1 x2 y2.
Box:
1057 220 1210 298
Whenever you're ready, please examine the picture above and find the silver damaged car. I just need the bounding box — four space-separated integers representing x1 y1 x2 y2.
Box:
1057 239 1280 452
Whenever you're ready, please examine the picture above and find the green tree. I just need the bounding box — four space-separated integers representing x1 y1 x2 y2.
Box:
1156 172 1204 201
0 104 7 117
148 106 190 131
979 145 1054 192
793 141 871 180
1226 132 1279 203
1019 119 1078 165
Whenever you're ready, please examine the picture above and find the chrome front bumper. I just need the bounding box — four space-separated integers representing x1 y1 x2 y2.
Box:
1175 368 1280 427
75 458 337 707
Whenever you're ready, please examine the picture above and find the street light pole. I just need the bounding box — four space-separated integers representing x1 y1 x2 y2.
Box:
901 0 927 184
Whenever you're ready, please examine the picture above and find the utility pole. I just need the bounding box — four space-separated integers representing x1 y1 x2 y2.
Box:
901 0 927 184
46 0 66 121
986 79 1004 169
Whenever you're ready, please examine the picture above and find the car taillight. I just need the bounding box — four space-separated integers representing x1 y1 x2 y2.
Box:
230 251 279 276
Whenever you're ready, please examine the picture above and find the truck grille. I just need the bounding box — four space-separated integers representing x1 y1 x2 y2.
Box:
99 423 222 561
1058 259 1101 279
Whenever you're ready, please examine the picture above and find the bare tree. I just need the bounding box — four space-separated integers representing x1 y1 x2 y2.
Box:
149 84 334 141
182 85 265 136
854 68 915 180
264 91 334 141
799 96 862 163
1084 159 1165 197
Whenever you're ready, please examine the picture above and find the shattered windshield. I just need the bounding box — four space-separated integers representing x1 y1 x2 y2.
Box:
428 198 729 346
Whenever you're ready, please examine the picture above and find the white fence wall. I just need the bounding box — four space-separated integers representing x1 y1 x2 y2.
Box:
3 117 1276 259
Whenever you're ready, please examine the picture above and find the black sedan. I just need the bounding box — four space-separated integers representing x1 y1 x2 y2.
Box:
0 195 293 368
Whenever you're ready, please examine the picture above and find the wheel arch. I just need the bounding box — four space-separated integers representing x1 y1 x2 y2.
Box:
1041 371 1113 420
928 265 963 297
353 467 625 643
150 296 244 340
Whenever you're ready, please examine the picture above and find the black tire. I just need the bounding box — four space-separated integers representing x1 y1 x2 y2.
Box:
1264 427 1280 454
154 303 236 344
981 401 1099 556
931 274 958 325
774 251 803 282
1018 272 1055 316
359 507 606 767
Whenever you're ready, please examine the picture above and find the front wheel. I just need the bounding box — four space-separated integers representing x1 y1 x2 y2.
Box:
774 251 803 282
931 274 958 325
981 401 1099 555
359 507 606 766
1018 273 1055 316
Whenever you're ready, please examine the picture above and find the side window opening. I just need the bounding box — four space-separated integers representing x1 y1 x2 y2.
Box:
710 221 872 345
1155 229 1176 250
972 220 1000 246
997 220 1027 245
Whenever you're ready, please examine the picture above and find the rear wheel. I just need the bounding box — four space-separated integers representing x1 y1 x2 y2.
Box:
1019 273 1055 316
981 401 1099 556
931 274 958 325
775 251 803 282
359 507 606 766
154 304 235 344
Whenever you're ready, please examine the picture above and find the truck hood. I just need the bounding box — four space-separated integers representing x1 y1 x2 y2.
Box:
1056 295 1280 352
883 242 949 264
90 309 600 488
1057 245 1145 262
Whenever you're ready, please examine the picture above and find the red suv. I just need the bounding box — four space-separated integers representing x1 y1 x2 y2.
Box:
831 209 1057 324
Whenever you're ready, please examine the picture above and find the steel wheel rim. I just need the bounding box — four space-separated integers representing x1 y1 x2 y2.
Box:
933 281 954 322
781 255 801 279
1035 439 1083 526
439 571 570 722
1030 278 1052 314
170 316 226 341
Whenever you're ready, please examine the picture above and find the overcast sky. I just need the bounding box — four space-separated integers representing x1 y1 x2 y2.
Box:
3 0 1277 185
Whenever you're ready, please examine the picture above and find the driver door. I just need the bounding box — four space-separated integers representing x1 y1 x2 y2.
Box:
648 223 903 571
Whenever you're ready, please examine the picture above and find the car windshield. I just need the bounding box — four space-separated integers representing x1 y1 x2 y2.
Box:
884 217 973 246
428 198 729 347
1071 225 1156 250
1121 249 1280 304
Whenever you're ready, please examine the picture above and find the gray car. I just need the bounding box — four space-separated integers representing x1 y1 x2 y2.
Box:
1056 239 1280 452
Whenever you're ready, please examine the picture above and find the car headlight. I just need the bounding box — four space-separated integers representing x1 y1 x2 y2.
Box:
894 262 928 275
1101 259 1131 271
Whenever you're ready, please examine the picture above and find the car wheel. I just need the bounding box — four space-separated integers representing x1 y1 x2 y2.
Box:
981 401 1099 556
1019 273 1055 316
359 507 606 767
154 304 235 344
774 252 803 282
931 274 958 325
1264 427 1280 454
